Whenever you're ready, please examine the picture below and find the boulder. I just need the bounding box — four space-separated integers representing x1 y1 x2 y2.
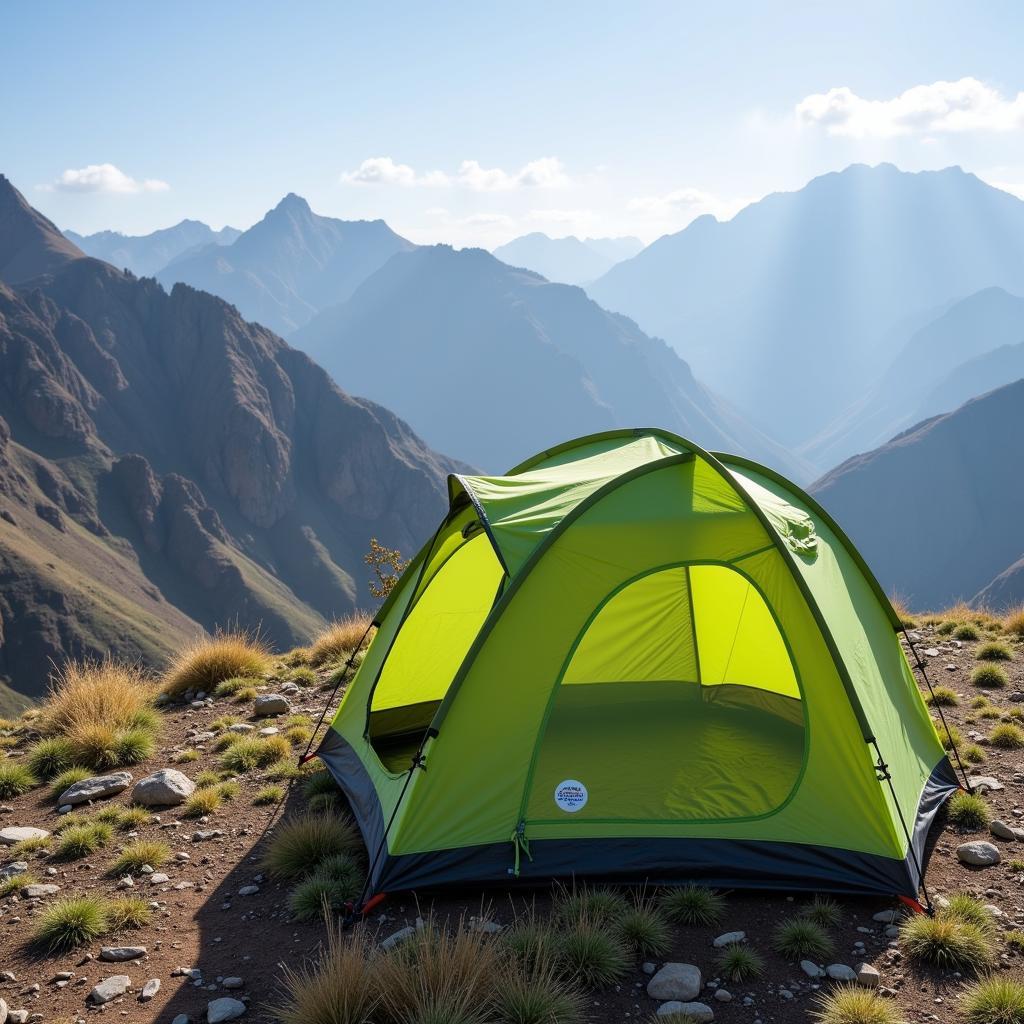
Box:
647 963 702 1002
253 694 289 717
140 978 160 1001
856 963 880 987
100 946 147 962
957 841 1001 867
991 820 1024 841
23 884 59 898
58 772 132 806
826 964 858 981
207 997 247 1022
88 976 132 1004
0 826 49 846
132 769 195 807
968 776 1003 792
656 1002 714 1022
712 930 745 947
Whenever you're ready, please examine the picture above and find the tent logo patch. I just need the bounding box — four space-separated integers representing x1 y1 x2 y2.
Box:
554 779 588 813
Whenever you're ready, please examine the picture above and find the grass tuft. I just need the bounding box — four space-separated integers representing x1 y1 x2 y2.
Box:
962 977 1024 1024
219 734 292 773
50 766 91 800
162 630 272 696
554 883 628 925
965 743 987 763
616 899 672 957
0 872 39 897
926 687 959 707
944 893 996 932
504 910 561 972
717 943 765 983
1004 606 1024 639
990 723 1024 750
661 883 724 926
308 613 373 668
106 895 152 930
109 839 171 875
56 821 113 859
493 959 586 1024
973 664 1010 689
900 913 994 972
556 916 630 987
948 791 991 830
978 641 1013 661
954 622 981 640
773 917 834 960
25 737 76 779
804 894 843 929
254 784 284 805
261 813 362 879
34 896 109 952
182 787 222 817
813 985 902 1024
0 761 37 798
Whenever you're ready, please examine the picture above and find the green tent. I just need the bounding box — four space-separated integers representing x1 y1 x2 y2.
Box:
318 429 958 903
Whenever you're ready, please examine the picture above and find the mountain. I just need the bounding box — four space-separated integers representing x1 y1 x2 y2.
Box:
0 176 455 699
805 287 1024 469
589 164 1024 447
493 232 643 285
811 379 1024 611
294 244 809 478
64 220 241 277
157 194 415 335
0 176 84 284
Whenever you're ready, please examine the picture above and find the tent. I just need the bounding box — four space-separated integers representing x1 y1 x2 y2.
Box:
317 429 958 904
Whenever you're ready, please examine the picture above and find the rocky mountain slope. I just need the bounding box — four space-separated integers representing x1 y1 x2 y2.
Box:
492 232 643 285
157 195 415 336
294 244 809 477
0 176 455 699
811 379 1024 610
64 221 241 278
589 164 1024 447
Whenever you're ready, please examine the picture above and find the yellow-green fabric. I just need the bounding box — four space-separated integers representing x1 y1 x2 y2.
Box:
327 428 948 883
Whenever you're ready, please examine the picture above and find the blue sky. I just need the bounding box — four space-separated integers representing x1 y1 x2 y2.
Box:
4 1 1024 245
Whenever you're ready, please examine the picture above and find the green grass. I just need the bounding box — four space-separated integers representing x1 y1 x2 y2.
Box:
493 960 586 1024
56 821 113 859
990 723 1024 750
661 883 725 926
182 787 222 817
977 641 1014 661
232 686 260 703
34 896 109 952
0 872 39 897
804 895 843 929
717 943 765 983
971 695 993 709
261 813 362 879
106 896 152 930
555 884 628 925
955 623 981 640
1009 859 1024 872
194 769 223 788
900 914 994 972
50 765 92 800
936 620 957 635
109 839 171 875
556 917 630 987
173 748 200 763
212 732 243 752
254 784 285 805
961 978 1024 1024
212 677 258 699
947 791 991 830
220 735 292 773
210 714 242 731
289 667 317 687
965 743 987 763
504 912 561 971
288 854 365 921
973 664 1010 689
615 901 672 957
940 723 965 751
773 917 834 960
10 835 51 857
25 737 76 780
303 770 342 799
926 687 960 707
217 780 240 800
813 986 902 1024
0 761 38 798
265 759 302 781
1005 930 1024 953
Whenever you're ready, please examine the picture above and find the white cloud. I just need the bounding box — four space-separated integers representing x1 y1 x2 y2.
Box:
41 163 170 194
796 77 1024 138
626 187 747 224
340 155 569 191
527 208 596 225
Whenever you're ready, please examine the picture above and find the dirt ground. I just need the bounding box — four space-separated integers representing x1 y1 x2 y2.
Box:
1 625 1022 1023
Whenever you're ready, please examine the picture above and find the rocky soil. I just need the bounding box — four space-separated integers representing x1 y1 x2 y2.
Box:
0 625 1022 1023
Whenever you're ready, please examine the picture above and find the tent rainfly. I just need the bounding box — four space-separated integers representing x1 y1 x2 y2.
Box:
316 429 959 907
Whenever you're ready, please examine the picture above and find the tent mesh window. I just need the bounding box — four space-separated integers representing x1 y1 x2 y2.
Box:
525 563 806 823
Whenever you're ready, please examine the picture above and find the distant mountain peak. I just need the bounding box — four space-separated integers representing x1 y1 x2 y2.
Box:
0 174 83 285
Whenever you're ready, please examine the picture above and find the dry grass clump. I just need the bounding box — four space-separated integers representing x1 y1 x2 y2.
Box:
554 883 628 925
962 977 1024 1024
973 665 1009 689
34 896 110 952
254 784 285 805
220 734 291 773
308 613 373 668
0 761 37 798
1003 605 1024 639
106 895 152 930
0 872 39 897
289 853 366 921
182 787 223 817
926 686 959 707
900 906 995 972
162 630 272 696
615 897 672 957
55 821 113 859
556 914 630 987
261 812 362 879
109 839 171 876
813 985 902 1024
990 723 1024 750
978 640 1014 661
889 595 918 629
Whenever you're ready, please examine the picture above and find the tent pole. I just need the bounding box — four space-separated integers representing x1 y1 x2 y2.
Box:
900 626 973 791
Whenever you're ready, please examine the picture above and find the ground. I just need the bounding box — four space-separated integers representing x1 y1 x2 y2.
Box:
0 623 1022 1023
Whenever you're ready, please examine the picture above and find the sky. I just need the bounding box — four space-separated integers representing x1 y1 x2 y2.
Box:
3 1 1024 247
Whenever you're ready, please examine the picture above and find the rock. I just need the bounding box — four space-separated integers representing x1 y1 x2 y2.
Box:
88 976 131 1004
57 805 73 814
258 727 279 736
856 963 880 987
0 826 49 846
139 979 160 1001
222 978 243 989
826 964 858 982
149 873 170 884
254 694 289 717
924 647 939 657
991 820 1024 841
207 996 247 1022
23 884 59 897
0 999 6 1024
656 1002 714 1022
58 771 132 806
0 862 27 879
172 1016 190 1024
228 724 254 733
801 960 824 978
380 926 416 950
714 988 733 1002
647 963 702 1002
132 769 195 807
6 1012 25 1024
100 946 147 962
642 962 656 975
712 930 745 947
872 909 900 923
237 885 259 896
968 776 1003 792
957 841 1001 867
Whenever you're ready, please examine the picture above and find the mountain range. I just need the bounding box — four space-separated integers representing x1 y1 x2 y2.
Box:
589 164 1024 450
157 194 415 335
64 220 241 277
293 244 807 477
492 232 643 285
0 175 454 701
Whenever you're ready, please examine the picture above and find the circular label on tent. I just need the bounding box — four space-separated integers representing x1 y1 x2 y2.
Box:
554 779 588 813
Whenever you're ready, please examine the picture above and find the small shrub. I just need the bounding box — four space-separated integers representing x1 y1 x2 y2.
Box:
288 667 317 687
955 622 981 641
936 620 957 635
973 665 1009 689
231 685 259 703
1005 930 1024 953
114 806 151 831
805 894 842 929
162 630 272 696
616 900 672 957
110 839 171 875
285 725 313 747
940 723 964 751
106 896 151 930
504 910 561 971
965 744 987 763
56 821 113 859
1004 606 1024 639
990 723 1024 750
555 883 628 925
926 687 959 707
971 695 992 709
493 959 586 1024
254 784 284 805
661 883 724 926
210 714 242 731
900 913 994 972
221 735 292 773
217 780 240 800
283 648 311 667
813 985 901 1024
34 896 109 952
50 765 91 800
110 727 155 766
944 893 996 932
194 769 222 788
978 641 1013 661
556 916 630 987
948 791 991 831
962 977 1024 1024
212 677 257 699
308 613 373 668
289 875 350 921
174 748 200 763
717 943 765 983
0 872 39 897
212 732 242 752
0 761 37 798
773 917 834 960
265 758 301 781
182 788 222 817
261 813 362 879
25 737 76 779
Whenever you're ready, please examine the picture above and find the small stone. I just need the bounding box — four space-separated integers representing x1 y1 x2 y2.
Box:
968 776 1003 792
150 873 170 884
258 727 279 736
100 946 147 962
172 1016 190 1024
642 962 656 975
228 724 254 733
872 909 900 923
647 963 702 1002
254 694 289 717
57 805 73 814
801 960 824 978
58 771 132 807
712 930 745 947
88 976 132 1004
957 841 1001 867
207 996 247 1022
656 1002 714 1022
0 826 50 846
132 769 196 807
826 964 858 982
0 863 27 879
23 884 59 897
117 876 135 889
991 820 1024 841
237 885 259 896
714 988 732 1002
924 647 939 657
7 1011 26 1024
380 926 416 950
856 963 880 987
222 978 243 989
140 979 160 1001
